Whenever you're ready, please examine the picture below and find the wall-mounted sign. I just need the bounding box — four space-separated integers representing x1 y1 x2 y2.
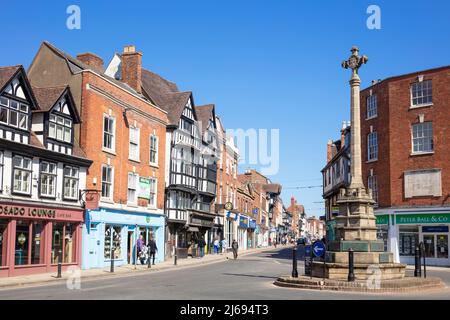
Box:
138 177 151 200
0 205 56 219
376 214 389 225
146 216 151 224
422 226 449 233
249 219 257 229
396 213 450 224
252 208 259 215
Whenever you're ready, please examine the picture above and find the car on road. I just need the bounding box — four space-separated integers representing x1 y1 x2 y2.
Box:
296 238 306 245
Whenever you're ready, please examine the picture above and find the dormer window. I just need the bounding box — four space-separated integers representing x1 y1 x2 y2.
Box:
0 96 28 130
49 114 72 143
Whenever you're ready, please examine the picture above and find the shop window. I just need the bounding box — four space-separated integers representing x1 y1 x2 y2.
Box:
14 220 44 265
51 223 64 264
423 234 435 258
51 222 76 264
104 225 122 260
437 235 448 259
399 226 418 256
0 221 8 266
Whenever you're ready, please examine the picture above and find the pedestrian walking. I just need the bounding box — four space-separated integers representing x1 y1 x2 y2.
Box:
147 237 158 265
198 237 206 258
213 238 220 254
231 239 239 260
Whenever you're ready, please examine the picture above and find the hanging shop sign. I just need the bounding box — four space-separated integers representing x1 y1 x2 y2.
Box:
249 219 257 229
396 213 450 224
239 216 249 228
138 177 151 199
252 208 259 215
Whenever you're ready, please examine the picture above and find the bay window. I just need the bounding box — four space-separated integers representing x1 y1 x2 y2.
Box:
0 96 28 129
49 114 72 143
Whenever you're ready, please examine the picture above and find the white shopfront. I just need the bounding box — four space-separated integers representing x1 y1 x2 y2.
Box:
375 208 450 267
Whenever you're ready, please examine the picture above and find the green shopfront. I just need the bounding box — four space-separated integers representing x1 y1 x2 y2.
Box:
375 210 450 266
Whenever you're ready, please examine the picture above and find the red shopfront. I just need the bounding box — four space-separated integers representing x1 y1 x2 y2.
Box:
0 201 83 277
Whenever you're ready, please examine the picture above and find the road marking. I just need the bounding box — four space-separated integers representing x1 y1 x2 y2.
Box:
273 260 281 264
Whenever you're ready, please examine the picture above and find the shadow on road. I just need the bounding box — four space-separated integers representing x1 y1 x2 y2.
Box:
222 273 278 280
258 246 307 260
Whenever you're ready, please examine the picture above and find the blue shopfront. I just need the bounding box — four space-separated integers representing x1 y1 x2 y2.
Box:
81 208 165 270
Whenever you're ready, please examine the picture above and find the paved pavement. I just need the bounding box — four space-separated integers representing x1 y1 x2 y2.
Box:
1 246 449 300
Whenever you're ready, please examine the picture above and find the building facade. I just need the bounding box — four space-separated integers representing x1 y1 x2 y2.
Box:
28 43 168 269
359 65 450 266
0 65 92 277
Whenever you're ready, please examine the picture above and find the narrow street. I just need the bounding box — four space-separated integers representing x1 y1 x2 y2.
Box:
1 247 449 300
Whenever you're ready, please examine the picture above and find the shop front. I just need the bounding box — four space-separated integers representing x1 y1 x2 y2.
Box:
375 210 450 266
238 215 249 251
247 218 257 249
81 208 165 270
189 212 214 255
0 201 83 277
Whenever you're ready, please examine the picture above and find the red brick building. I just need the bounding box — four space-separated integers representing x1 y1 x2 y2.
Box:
28 42 169 269
360 65 450 266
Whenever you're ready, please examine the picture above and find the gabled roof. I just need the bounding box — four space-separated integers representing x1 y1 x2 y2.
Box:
31 85 81 123
195 104 215 134
40 41 147 100
0 65 40 109
263 183 282 194
0 65 21 92
141 68 194 126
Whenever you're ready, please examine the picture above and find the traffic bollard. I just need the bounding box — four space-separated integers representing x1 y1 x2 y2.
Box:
57 249 62 278
292 246 298 278
174 248 178 266
414 246 421 277
348 248 355 282
110 250 115 273
148 251 151 269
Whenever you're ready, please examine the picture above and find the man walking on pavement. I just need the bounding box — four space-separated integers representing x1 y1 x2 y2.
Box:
147 237 158 265
198 237 206 258
231 239 239 260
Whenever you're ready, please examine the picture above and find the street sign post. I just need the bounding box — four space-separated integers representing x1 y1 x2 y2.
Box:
312 241 325 258
304 245 312 276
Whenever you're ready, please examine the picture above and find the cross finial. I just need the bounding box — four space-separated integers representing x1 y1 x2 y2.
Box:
342 46 368 76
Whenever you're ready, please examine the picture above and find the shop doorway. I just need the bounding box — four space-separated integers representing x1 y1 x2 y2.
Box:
127 231 134 264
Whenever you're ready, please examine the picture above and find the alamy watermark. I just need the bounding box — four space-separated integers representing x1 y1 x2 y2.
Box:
366 264 382 289
366 5 381 30
66 5 81 30
66 266 82 290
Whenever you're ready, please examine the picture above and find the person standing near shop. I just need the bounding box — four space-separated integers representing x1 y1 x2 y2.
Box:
213 238 220 254
147 237 158 265
232 239 239 260
221 238 228 254
198 237 206 258
137 234 145 264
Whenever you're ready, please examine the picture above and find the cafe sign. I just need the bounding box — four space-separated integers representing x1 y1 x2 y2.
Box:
396 213 450 224
0 205 56 219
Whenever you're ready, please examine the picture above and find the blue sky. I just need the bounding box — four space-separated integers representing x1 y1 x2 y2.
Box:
1 1 449 216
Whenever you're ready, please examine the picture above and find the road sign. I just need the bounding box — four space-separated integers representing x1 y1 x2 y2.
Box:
312 241 326 258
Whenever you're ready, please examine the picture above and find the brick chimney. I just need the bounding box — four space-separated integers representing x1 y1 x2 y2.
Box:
121 45 142 94
327 139 333 162
76 53 104 73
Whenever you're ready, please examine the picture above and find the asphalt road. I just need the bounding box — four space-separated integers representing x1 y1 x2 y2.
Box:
1 247 450 300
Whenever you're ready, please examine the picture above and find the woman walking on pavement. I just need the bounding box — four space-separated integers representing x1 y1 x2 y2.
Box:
231 239 239 260
147 237 158 265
